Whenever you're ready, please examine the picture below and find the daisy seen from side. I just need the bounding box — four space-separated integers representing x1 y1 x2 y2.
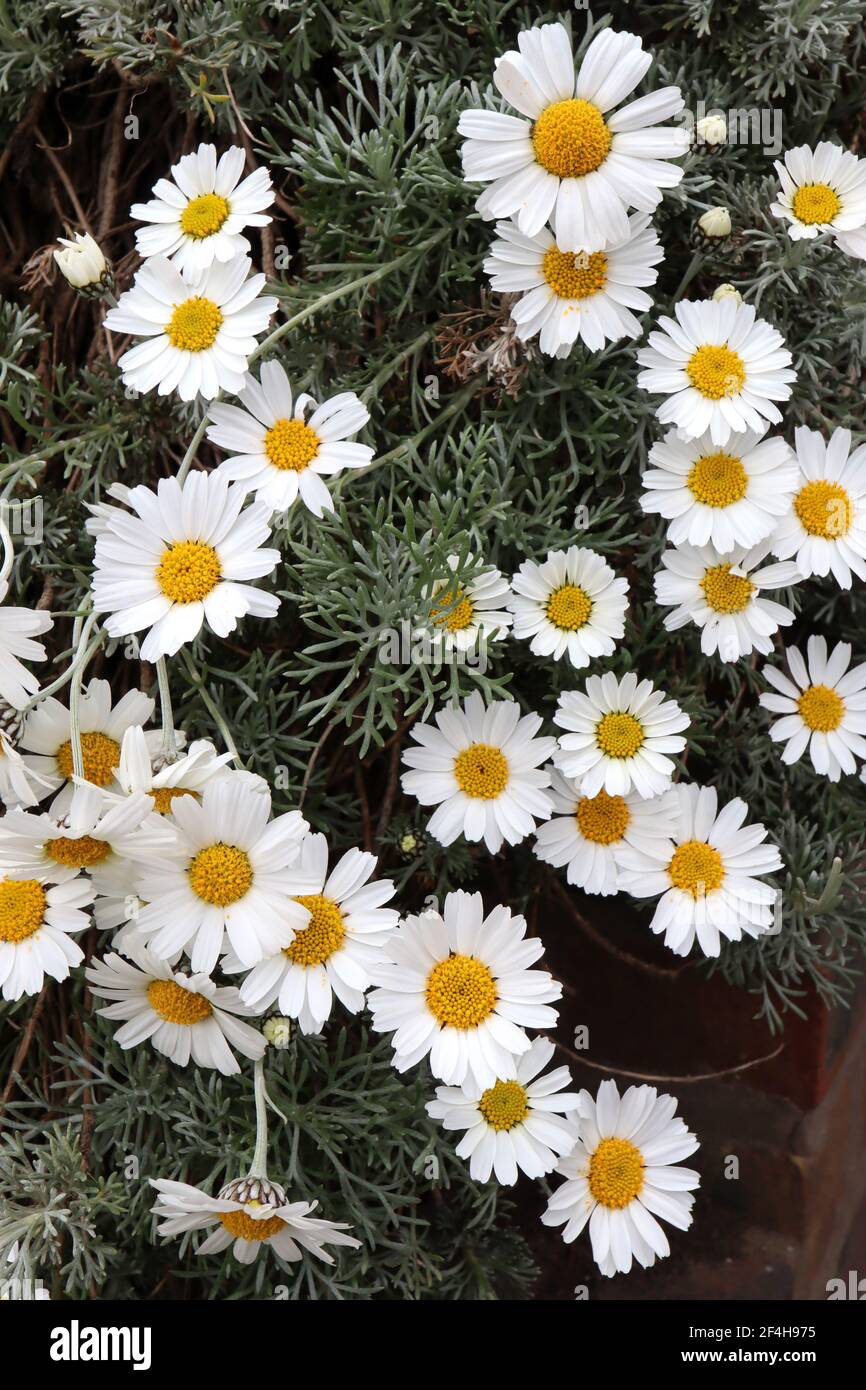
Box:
553 671 689 798
509 545 628 669
759 635 866 782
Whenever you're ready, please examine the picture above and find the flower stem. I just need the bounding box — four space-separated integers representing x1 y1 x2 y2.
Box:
156 657 177 761
178 647 243 766
68 610 99 780
175 414 210 487
248 1058 270 1179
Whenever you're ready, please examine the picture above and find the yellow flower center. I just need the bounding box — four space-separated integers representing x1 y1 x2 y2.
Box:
146 978 213 1025
576 790 630 845
150 786 199 814
686 344 746 401
532 98 612 178
687 451 748 507
285 894 346 966
179 192 231 239
588 1136 644 1209
188 843 253 906
453 743 509 799
166 296 223 352
46 834 111 868
219 1209 286 1241
668 839 725 897
425 953 497 1029
56 731 120 786
0 878 46 943
157 540 222 604
264 418 321 473
478 1079 529 1131
541 247 608 300
797 683 845 732
793 479 851 538
700 563 754 614
595 711 644 759
791 182 841 225
545 582 593 631
431 587 475 632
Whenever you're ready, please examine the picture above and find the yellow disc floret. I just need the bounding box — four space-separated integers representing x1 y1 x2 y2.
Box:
150 786 198 814
797 684 844 732
219 1208 286 1241
56 731 120 786
700 563 754 614
264 418 321 473
431 587 475 632
793 479 851 538
46 834 111 869
478 1079 529 1131
542 247 608 300
668 839 725 897
588 1136 644 1209
425 953 497 1029
157 540 222 604
686 345 746 400
0 878 46 943
146 978 213 1025
687 451 748 507
188 843 253 906
576 790 630 845
285 894 346 966
791 183 841 226
546 583 593 631
595 711 644 759
532 99 612 178
453 743 509 799
166 296 223 352
179 192 230 239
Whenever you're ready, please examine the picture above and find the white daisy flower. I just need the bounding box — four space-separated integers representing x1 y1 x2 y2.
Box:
770 142 866 242
553 672 689 798
131 143 274 275
91 471 280 663
206 361 373 517
0 729 54 810
112 724 234 814
134 775 310 976
483 212 663 356
617 783 782 957
367 889 562 1088
770 425 866 590
0 579 53 710
85 938 265 1075
834 224 866 260
401 691 555 854
0 867 93 1000
151 1175 360 1266
509 545 628 669
418 554 512 656
542 1078 699 1277
426 1037 580 1185
104 254 277 402
759 635 866 782
458 23 688 252
533 767 679 896
20 677 156 815
654 540 802 663
227 832 398 1035
636 297 796 447
639 425 799 553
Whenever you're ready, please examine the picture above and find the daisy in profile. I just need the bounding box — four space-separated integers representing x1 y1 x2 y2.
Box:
85 939 265 1075
20 678 156 814
112 725 233 814
104 254 277 402
509 545 628 669
554 672 689 798
418 554 512 657
151 1175 360 1266
654 540 802 663
207 361 373 517
639 425 799 553
134 775 311 975
91 471 280 663
770 425 866 589
400 691 555 854
426 1038 580 1185
0 868 93 1000
770 142 866 243
459 23 688 251
636 298 795 446
131 143 274 275
367 889 561 1088
542 1078 699 1276
533 767 678 896
617 783 782 957
759 636 866 782
483 212 663 356
0 580 53 710
227 833 398 1034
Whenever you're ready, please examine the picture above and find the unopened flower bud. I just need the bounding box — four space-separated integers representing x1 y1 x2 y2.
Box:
712 283 743 305
698 206 732 239
53 233 110 294
263 1015 293 1049
696 114 727 147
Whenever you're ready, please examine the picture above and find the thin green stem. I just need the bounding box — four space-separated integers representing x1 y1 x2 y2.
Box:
340 378 482 487
156 657 177 760
248 1058 269 1179
179 647 243 766
68 611 98 780
175 414 210 487
19 628 104 712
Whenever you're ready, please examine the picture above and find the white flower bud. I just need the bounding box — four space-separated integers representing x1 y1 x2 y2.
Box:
696 114 727 147
53 232 107 289
698 206 732 238
712 283 743 305
263 1015 293 1049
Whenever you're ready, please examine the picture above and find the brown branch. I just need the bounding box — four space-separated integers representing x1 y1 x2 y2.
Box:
35 127 93 233
552 1035 785 1085
548 875 691 981
1 986 49 1112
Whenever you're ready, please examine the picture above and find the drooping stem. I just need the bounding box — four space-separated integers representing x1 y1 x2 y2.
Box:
19 625 104 713
175 414 210 487
68 611 99 780
179 647 242 766
156 657 177 761
248 1058 270 1179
